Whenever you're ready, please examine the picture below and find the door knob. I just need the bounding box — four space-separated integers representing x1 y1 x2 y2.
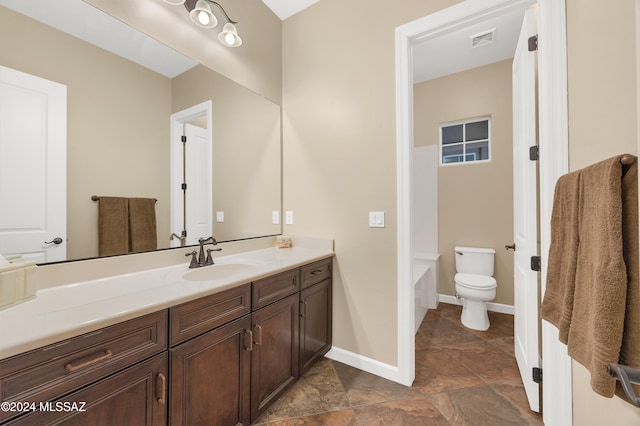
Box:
45 237 63 245
505 243 516 251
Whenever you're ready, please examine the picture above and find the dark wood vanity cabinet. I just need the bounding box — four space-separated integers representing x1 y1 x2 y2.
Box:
0 257 333 426
168 284 252 425
0 311 168 425
7 353 168 426
250 293 299 421
299 277 332 375
169 315 251 425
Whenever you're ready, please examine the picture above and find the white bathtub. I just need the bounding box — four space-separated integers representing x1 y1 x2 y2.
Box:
414 253 440 334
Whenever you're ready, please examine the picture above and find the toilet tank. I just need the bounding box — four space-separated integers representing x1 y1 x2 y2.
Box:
454 246 495 276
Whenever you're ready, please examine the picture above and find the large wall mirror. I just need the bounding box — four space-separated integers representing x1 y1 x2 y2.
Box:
0 1 281 263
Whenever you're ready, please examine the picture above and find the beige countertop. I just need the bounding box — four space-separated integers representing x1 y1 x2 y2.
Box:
0 242 333 360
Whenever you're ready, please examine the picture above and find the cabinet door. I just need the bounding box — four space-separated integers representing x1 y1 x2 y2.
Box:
251 293 299 422
170 315 251 426
299 279 333 375
7 353 168 426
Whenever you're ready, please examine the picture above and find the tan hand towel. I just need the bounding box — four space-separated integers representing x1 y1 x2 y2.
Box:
566 156 628 398
98 197 129 256
541 170 581 343
128 198 157 253
616 160 639 403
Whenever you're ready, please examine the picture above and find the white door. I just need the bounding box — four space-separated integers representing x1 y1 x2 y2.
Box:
169 102 212 248
512 6 539 412
184 123 212 244
0 66 66 263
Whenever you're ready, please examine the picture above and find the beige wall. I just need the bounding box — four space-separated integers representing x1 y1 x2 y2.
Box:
282 0 458 366
172 65 282 241
85 0 282 104
567 0 640 423
0 6 172 260
414 60 514 305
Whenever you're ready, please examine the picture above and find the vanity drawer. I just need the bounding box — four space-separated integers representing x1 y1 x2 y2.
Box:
0 310 167 422
252 268 299 310
300 258 332 290
170 283 251 346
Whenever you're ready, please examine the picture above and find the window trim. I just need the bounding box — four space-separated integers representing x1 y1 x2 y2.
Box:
439 117 491 166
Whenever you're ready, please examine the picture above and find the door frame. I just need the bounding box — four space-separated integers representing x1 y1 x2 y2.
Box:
169 100 213 247
394 0 571 424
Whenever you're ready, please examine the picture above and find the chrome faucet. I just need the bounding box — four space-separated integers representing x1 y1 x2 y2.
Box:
185 236 222 268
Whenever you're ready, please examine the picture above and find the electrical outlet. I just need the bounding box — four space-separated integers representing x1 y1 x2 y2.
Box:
216 211 224 222
272 211 280 225
285 211 294 225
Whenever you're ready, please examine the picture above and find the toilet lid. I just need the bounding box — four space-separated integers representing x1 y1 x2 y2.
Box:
455 273 497 290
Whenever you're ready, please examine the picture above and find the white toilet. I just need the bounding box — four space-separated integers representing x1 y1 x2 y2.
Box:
454 246 497 331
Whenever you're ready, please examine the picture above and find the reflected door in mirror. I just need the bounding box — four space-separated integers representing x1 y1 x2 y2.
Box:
0 66 66 262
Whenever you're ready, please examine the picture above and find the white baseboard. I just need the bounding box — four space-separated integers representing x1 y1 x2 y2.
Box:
324 346 403 384
438 294 514 315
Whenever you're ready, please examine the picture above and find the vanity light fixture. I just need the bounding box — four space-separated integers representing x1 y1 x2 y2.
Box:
163 0 243 47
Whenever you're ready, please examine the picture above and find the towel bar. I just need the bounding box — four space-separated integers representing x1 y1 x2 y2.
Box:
91 195 157 203
620 154 635 165
608 363 640 407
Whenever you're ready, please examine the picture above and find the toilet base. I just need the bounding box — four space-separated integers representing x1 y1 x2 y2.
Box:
460 298 490 331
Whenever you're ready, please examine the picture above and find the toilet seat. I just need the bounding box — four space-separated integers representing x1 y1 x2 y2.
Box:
455 273 497 290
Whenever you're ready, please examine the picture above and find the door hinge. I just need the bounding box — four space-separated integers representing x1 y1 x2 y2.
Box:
533 367 542 384
531 256 541 272
181 183 187 191
528 34 538 52
181 135 187 143
529 145 539 161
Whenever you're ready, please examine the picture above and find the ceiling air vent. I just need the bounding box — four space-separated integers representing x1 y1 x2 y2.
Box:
470 28 496 48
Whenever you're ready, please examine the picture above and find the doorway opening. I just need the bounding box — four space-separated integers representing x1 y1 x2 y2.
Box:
395 0 570 423
169 100 213 247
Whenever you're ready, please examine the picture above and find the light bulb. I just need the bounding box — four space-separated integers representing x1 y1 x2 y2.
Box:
225 33 235 45
198 11 210 25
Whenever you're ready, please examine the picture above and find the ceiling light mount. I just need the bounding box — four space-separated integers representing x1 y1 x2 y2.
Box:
163 0 242 47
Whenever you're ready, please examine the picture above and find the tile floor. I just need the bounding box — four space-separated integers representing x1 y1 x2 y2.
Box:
253 303 543 425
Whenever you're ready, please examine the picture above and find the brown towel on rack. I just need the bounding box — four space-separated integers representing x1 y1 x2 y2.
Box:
566 156 628 397
98 197 129 256
128 198 157 253
616 160 640 403
540 170 581 343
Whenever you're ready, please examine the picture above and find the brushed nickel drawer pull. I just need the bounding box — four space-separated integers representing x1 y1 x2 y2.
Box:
157 373 166 404
310 270 323 275
65 349 113 372
244 329 254 351
300 301 307 318
254 325 262 345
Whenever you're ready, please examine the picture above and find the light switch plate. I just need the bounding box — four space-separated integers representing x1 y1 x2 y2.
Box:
216 211 224 222
369 211 385 228
285 211 294 225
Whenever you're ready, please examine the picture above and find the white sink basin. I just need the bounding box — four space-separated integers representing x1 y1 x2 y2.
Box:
182 263 256 281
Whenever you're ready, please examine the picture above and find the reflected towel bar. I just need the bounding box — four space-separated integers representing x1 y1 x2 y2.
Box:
608 363 640 407
91 195 157 203
620 154 635 165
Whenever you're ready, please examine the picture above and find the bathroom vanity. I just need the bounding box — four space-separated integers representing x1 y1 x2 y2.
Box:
0 247 333 425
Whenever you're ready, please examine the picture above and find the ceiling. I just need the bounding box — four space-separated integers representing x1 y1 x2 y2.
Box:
413 6 529 83
260 0 320 20
0 0 530 83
